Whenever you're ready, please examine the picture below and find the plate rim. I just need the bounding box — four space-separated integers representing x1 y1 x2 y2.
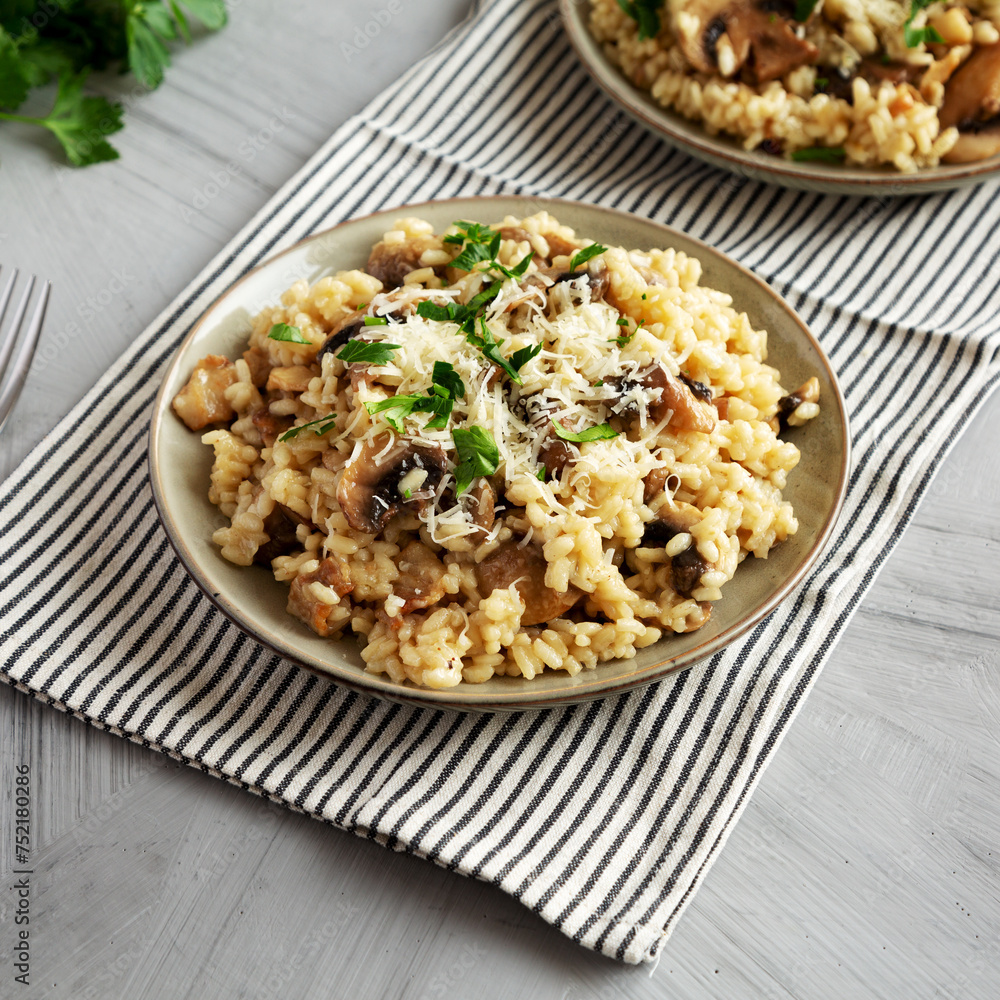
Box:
148 195 852 712
558 0 1000 197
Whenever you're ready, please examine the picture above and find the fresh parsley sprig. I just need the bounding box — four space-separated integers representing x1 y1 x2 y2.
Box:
336 341 402 365
364 361 466 431
268 323 311 344
904 1 944 47
568 243 607 272
551 420 619 443
615 0 661 41
0 1 227 167
452 426 499 497
279 412 337 442
416 220 541 383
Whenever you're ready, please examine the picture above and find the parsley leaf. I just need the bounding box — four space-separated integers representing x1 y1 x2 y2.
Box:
793 0 820 20
336 341 402 365
452 426 500 497
268 323 311 344
363 361 465 431
551 420 619 443
615 0 660 40
0 71 124 167
280 412 337 442
0 0 226 167
903 1 944 48
510 343 543 372
432 360 465 400
568 243 607 271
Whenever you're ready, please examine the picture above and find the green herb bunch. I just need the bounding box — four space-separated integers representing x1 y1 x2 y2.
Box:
0 0 227 166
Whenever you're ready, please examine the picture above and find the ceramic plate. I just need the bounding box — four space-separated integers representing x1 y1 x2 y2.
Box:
560 0 1000 197
149 197 850 712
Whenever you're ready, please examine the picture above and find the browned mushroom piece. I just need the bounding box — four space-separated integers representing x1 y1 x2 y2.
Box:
940 43 1000 163
468 477 497 536
499 225 533 245
316 310 366 366
538 436 575 477
336 434 446 534
251 408 294 448
640 500 708 597
392 541 450 615
518 392 578 477
366 235 443 289
775 375 820 429
606 365 716 433
642 500 703 545
475 540 583 626
671 0 817 84
518 264 610 304
253 504 301 565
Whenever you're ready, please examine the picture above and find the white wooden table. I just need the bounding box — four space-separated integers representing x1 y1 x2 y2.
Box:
2 3 999 996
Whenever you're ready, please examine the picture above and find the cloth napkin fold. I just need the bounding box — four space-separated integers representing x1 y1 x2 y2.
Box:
3 0 1000 964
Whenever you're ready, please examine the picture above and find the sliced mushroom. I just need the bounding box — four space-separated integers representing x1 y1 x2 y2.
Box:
642 500 703 545
251 408 294 448
775 376 820 430
606 365 716 433
475 540 583 627
253 504 301 565
367 235 445 289
941 43 1000 163
518 392 578 476
336 434 446 534
671 0 817 84
520 265 610 304
468 477 497 538
316 310 366 366
640 501 708 597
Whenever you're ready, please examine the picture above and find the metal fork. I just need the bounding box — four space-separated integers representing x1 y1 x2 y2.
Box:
0 267 51 435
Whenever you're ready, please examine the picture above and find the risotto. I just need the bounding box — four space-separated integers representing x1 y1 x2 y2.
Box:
592 1 1000 171
172 213 819 688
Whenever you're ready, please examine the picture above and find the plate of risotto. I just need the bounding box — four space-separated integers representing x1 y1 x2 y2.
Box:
564 0 1000 193
150 198 849 711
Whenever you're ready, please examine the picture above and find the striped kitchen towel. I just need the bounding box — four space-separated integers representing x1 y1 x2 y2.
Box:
3 0 999 964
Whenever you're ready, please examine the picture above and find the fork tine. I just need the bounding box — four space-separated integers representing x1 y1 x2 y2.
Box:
0 266 18 327
0 275 49 435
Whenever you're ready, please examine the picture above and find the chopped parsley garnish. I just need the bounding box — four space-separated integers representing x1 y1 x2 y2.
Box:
615 0 660 40
431 360 466 400
364 361 466 431
814 77 829 88
904 1 944 47
790 146 847 163
279 413 337 441
335 341 402 365
268 323 311 344
536 467 547 481
452 426 500 497
610 316 643 348
568 243 607 272
793 0 820 20
444 221 534 282
363 316 389 326
551 421 619 444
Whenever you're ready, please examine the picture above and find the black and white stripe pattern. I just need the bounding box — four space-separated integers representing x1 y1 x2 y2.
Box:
3 0 999 963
